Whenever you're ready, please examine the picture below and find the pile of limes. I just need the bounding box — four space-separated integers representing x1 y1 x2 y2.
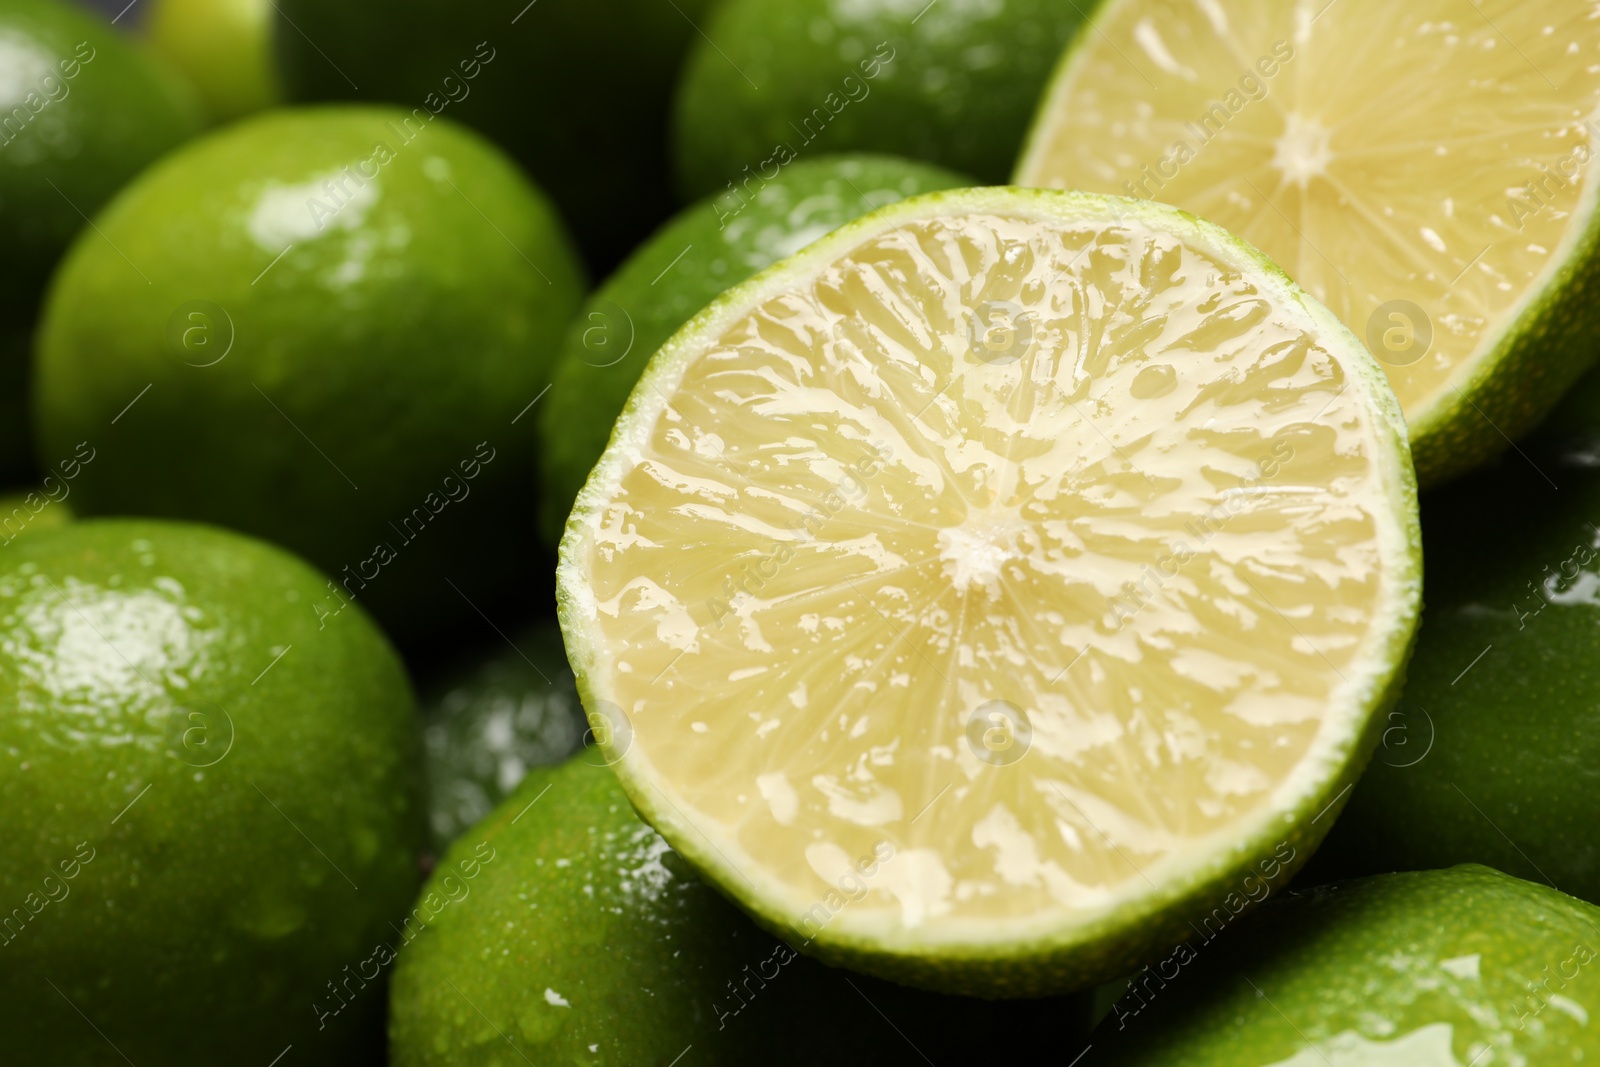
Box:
2 0 1597 1062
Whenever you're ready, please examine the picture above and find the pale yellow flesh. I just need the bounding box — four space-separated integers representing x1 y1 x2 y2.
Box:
578 209 1403 941
1017 0 1600 424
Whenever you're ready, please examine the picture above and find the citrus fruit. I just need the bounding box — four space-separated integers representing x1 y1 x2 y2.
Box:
672 0 1088 198
273 0 715 269
0 0 199 479
146 0 281 123
420 622 586 848
389 755 1089 1066
0 519 422 1064
556 187 1422 995
1310 378 1600 904
537 153 970 545
1088 865 1600 1065
32 106 585 641
1015 0 1600 487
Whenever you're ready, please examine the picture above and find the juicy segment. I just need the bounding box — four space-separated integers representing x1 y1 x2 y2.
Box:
1016 0 1600 442
564 199 1415 959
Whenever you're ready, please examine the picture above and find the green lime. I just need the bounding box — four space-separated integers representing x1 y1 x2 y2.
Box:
1089 866 1600 1065
1017 0 1600 487
389 756 1089 1065
558 188 1421 995
0 0 199 481
0 519 422 1064
146 0 282 123
419 622 586 849
537 153 969 544
273 0 715 269
1310 377 1600 904
671 0 1088 198
33 106 585 641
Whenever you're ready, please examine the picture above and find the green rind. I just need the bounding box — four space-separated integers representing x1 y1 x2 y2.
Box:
32 105 585 641
0 0 201 481
274 0 716 270
557 187 1422 996
0 519 423 1064
536 152 971 545
1089 866 1600 1064
389 756 1087 1065
1013 1 1600 489
671 0 1091 197
1309 386 1600 904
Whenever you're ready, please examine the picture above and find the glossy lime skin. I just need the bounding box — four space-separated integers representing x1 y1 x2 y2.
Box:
1088 867 1600 1065
672 0 1088 198
0 520 422 1065
0 0 199 480
273 0 714 270
33 106 585 641
537 153 969 543
146 0 282 123
390 756 1087 1066
1310 391 1600 903
420 622 586 849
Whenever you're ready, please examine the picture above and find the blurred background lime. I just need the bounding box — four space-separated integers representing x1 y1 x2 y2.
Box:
419 621 586 850
145 0 281 123
33 106 584 644
391 756 1087 1066
671 0 1089 198
0 0 199 482
1088 866 1600 1064
272 0 715 271
538 153 969 543
1309 369 1600 905
0 520 422 1064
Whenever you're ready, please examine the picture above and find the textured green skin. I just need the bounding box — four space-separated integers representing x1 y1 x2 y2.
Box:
558 187 1423 997
33 107 584 641
390 756 1091 1066
672 0 1090 198
536 153 970 544
274 0 714 271
146 0 282 123
1015 1 1600 490
1086 867 1600 1064
420 622 586 849
1312 389 1600 903
0 520 423 1065
0 0 199 480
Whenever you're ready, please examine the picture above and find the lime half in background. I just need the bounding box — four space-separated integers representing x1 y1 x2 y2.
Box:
1017 0 1600 486
538 153 970 544
558 188 1421 995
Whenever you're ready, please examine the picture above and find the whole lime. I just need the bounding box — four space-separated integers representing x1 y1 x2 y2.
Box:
671 0 1087 198
1310 377 1600 903
0 0 199 479
33 106 585 641
389 756 1088 1065
0 519 422 1064
420 622 586 849
1089 866 1600 1065
146 0 282 123
537 153 969 543
273 0 715 270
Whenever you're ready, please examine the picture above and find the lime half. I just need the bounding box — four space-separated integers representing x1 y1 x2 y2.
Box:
558 188 1421 995
1016 0 1600 486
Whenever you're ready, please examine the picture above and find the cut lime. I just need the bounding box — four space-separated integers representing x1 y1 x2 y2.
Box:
1016 1 1600 486
558 188 1421 995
